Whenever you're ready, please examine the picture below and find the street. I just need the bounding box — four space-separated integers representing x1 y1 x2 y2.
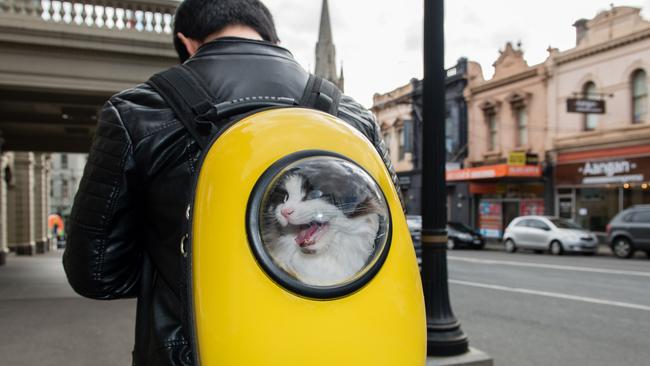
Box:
449 248 650 366
1 248 649 365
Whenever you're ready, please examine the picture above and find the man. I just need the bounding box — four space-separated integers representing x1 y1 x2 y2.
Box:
63 0 397 365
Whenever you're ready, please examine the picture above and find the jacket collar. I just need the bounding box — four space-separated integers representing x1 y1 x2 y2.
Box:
192 37 296 61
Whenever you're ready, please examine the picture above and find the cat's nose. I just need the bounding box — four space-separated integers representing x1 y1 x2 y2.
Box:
281 208 294 218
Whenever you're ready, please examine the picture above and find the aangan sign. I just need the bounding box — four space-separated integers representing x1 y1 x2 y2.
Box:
567 98 606 114
556 156 649 185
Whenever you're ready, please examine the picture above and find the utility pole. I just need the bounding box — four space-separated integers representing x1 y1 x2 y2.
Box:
421 0 469 356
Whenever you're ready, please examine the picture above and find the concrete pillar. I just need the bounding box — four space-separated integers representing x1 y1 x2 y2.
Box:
33 153 49 253
7 152 35 256
0 153 8 265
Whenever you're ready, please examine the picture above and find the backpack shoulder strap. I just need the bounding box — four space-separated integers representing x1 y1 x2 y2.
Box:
147 65 216 150
299 74 342 116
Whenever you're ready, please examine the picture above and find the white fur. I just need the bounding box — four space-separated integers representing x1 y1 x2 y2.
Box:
266 175 380 286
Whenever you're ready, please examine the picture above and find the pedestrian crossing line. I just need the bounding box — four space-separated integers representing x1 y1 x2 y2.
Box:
449 279 650 312
448 256 650 278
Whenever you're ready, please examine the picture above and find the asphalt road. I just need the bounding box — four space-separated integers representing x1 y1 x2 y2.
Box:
1 248 649 365
448 248 650 366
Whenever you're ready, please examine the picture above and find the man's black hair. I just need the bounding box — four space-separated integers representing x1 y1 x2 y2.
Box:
173 0 280 63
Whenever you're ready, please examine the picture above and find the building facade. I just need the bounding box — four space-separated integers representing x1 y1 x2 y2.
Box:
372 59 469 217
548 6 650 232
451 43 551 238
49 153 86 218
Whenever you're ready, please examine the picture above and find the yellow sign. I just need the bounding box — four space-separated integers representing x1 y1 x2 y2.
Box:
508 152 527 166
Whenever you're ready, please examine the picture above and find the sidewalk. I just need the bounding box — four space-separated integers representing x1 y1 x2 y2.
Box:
0 250 135 366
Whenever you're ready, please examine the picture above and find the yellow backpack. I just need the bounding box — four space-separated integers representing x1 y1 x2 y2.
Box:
149 66 425 366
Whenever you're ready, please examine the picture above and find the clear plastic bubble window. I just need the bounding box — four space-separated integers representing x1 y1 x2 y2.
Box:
252 155 390 291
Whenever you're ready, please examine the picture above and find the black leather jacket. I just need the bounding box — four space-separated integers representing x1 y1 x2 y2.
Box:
63 38 398 365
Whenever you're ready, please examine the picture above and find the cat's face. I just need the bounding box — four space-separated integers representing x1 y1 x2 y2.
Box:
270 174 342 254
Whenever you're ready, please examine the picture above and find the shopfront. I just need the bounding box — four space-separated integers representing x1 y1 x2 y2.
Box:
555 146 650 232
447 164 545 239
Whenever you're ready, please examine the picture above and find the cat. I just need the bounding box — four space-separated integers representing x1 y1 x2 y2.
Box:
263 163 383 287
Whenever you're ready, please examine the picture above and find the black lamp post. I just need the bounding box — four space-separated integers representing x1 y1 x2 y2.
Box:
420 0 469 356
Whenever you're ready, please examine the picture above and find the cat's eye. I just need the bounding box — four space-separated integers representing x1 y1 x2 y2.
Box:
305 190 323 200
248 153 392 299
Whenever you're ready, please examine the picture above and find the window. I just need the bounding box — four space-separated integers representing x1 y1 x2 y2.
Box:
61 179 69 200
515 106 528 146
583 82 599 131
631 211 650 223
397 128 405 160
529 219 550 231
60 154 68 169
515 220 530 227
632 69 647 124
382 132 391 153
401 119 413 160
487 113 498 151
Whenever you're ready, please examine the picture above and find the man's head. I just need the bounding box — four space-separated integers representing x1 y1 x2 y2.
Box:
173 0 280 63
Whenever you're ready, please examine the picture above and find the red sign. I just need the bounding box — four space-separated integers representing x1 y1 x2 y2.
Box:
447 164 542 182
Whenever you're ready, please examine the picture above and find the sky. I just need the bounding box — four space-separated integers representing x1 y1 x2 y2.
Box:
262 0 650 107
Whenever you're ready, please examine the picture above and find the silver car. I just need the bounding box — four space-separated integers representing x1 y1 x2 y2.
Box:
503 216 598 255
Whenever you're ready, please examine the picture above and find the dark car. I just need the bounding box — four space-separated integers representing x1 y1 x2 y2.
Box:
447 221 485 250
607 205 650 259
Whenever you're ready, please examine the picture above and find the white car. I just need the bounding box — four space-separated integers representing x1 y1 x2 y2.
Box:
503 216 598 255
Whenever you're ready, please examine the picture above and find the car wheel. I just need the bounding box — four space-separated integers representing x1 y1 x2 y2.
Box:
447 238 455 250
612 237 634 259
475 243 485 250
550 240 564 255
504 239 517 253
645 250 650 259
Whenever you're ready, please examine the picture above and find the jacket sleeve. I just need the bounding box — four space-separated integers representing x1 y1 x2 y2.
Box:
63 99 142 300
338 95 404 206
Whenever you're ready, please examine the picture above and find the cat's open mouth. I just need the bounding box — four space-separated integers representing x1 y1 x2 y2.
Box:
295 221 329 251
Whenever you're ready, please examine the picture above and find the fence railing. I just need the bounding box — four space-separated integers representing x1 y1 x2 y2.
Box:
0 0 178 34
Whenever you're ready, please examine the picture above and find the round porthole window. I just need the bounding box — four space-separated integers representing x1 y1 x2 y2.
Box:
247 152 391 298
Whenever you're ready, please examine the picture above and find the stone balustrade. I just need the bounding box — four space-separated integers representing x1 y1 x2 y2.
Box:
0 0 178 34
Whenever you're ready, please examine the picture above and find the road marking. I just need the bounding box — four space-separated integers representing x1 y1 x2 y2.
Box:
448 256 650 278
450 279 650 312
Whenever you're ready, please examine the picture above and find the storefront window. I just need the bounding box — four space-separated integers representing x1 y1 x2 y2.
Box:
575 187 619 232
623 184 650 208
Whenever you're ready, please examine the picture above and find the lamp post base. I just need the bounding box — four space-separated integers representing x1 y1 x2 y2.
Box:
427 347 494 366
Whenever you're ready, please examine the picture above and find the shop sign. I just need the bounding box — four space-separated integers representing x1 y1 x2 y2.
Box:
507 152 538 166
556 156 649 185
567 98 606 114
478 200 502 238
447 164 542 181
508 152 526 166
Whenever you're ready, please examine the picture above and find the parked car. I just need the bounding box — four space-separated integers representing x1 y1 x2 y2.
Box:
447 222 484 250
406 215 422 266
503 216 598 255
606 205 650 259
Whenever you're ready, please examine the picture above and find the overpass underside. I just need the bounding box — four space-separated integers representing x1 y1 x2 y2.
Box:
0 0 178 262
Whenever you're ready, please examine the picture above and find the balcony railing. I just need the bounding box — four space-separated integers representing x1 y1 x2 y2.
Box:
0 0 178 34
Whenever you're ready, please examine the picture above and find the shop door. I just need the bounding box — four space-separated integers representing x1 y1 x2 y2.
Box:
557 195 574 220
503 201 520 230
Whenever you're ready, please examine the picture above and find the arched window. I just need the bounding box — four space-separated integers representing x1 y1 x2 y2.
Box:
583 82 599 131
632 69 647 123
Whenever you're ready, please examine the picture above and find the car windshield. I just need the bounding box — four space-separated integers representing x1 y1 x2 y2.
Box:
448 222 474 233
548 218 583 230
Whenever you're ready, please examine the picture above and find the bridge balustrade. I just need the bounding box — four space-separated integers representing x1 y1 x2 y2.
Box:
0 0 177 34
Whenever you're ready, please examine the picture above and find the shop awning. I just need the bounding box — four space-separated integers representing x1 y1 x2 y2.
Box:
446 164 542 181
